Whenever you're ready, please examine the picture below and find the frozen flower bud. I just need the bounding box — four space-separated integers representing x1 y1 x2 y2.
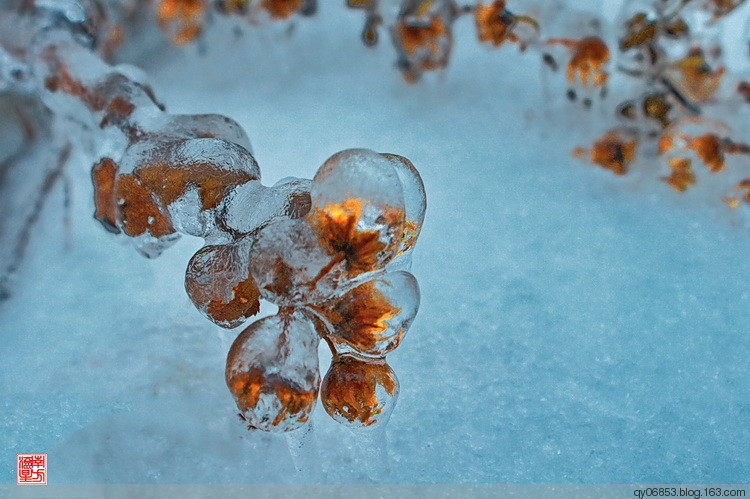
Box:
226 311 320 432
309 149 405 276
321 355 399 428
157 0 206 45
313 271 419 358
573 129 638 176
185 242 260 328
392 0 456 82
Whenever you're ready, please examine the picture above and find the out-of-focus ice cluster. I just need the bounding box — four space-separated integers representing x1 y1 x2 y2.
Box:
152 0 749 213
0 0 425 432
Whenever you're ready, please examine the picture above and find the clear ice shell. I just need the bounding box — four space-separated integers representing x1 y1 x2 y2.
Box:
167 188 219 239
311 149 404 215
161 114 254 153
308 149 406 274
314 270 420 358
185 240 260 328
225 311 321 432
320 355 399 428
249 218 341 306
131 231 181 259
381 153 426 255
220 177 311 235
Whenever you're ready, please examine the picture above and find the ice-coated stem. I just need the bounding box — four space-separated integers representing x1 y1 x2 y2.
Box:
284 420 324 481
350 424 392 482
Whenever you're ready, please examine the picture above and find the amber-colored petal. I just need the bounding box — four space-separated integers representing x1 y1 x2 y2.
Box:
115 174 175 237
310 198 404 275
550 37 609 88
228 368 317 427
687 134 724 173
261 0 304 19
313 280 401 354
580 130 638 175
92 158 120 234
475 1 512 47
394 10 452 80
674 49 726 103
574 37 609 88
321 355 398 427
663 157 695 192
396 16 448 57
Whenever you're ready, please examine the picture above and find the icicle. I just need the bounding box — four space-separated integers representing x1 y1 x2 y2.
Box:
284 420 324 481
349 424 392 482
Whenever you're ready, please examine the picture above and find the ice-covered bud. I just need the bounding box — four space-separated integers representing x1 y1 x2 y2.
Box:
308 149 405 276
313 271 419 358
475 1 539 49
546 37 610 88
321 355 399 428
115 172 176 237
662 157 695 192
185 241 260 328
226 311 320 432
156 0 207 45
249 218 339 306
392 0 456 82
573 129 638 176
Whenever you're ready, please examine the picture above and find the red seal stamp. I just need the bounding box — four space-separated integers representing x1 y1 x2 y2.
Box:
17 454 47 485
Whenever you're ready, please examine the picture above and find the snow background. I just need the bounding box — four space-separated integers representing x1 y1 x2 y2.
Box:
1 0 749 483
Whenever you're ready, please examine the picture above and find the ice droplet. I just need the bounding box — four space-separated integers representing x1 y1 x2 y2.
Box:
225 311 320 432
320 354 399 428
314 270 419 358
184 240 260 328
308 149 405 275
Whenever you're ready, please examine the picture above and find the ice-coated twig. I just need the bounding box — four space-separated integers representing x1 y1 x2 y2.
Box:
0 142 71 301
